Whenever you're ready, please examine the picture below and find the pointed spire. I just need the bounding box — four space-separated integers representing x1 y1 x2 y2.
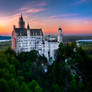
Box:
13 25 16 29
20 13 23 20
21 13 22 16
19 13 25 28
27 23 30 29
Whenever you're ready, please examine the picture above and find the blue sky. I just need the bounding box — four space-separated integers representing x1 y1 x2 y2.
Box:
0 0 92 17
0 0 92 35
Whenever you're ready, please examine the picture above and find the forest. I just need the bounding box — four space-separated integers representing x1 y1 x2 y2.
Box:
0 42 92 92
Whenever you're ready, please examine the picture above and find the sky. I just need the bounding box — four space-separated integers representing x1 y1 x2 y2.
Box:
0 0 92 35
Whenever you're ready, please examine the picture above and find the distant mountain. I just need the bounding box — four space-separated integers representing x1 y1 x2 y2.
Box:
0 36 11 40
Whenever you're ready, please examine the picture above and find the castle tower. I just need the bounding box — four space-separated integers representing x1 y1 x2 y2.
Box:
58 28 63 43
27 23 30 37
19 14 25 28
27 23 30 51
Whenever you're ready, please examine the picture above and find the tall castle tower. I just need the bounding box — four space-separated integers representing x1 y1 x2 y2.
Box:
19 14 25 28
58 28 63 43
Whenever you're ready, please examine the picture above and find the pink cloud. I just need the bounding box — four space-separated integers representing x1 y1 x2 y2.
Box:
19 1 47 11
19 8 28 11
26 8 45 13
18 1 47 14
35 1 47 7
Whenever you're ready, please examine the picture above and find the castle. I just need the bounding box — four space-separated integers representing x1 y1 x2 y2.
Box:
12 15 44 54
12 15 63 59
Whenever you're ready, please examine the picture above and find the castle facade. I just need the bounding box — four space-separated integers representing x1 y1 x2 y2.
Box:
12 15 63 60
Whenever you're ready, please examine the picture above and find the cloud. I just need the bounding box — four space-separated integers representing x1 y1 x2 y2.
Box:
20 1 47 9
80 0 87 3
19 8 28 11
19 7 46 14
25 8 45 13
50 13 80 18
19 1 47 14
72 0 88 5
35 1 47 7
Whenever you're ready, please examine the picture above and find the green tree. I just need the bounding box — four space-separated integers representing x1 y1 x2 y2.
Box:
28 80 42 92
19 82 31 92
51 84 61 92
0 79 9 92
35 85 42 92
69 79 77 92
8 78 20 92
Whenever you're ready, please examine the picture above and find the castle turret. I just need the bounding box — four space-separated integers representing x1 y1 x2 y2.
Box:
58 28 63 43
27 23 30 30
19 14 25 28
27 23 30 37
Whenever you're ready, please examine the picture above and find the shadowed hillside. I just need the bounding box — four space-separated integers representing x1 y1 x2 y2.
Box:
63 35 92 42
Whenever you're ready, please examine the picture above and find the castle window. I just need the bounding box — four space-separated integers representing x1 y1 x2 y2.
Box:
33 32 34 36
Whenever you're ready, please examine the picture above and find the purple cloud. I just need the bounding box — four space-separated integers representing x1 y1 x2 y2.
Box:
50 13 80 18
19 1 47 14
72 0 88 5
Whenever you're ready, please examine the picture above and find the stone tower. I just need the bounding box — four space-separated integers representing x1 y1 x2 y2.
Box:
27 23 30 37
58 28 63 43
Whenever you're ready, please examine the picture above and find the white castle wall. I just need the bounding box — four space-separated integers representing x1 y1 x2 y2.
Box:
12 26 62 61
43 41 59 61
16 36 59 61
16 36 43 54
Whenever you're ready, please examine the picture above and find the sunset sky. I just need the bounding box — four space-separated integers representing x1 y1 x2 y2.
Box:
0 0 92 35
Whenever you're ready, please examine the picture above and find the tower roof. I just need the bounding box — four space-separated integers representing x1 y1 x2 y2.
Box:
20 14 23 20
19 14 25 28
59 28 62 30
27 23 30 29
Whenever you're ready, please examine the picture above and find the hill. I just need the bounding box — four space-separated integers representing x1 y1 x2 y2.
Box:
0 36 11 40
63 35 92 42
